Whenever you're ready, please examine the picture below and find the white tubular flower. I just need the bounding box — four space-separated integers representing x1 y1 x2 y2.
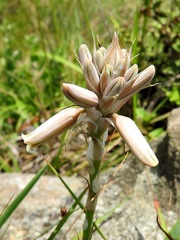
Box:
22 107 83 152
111 114 159 167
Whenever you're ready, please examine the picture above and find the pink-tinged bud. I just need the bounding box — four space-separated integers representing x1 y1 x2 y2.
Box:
133 65 155 88
83 60 100 94
62 83 99 108
94 47 106 73
100 64 114 94
105 32 122 69
124 64 138 81
79 44 92 67
99 95 119 114
22 107 83 152
114 50 131 77
111 114 159 167
103 77 125 97
120 65 155 99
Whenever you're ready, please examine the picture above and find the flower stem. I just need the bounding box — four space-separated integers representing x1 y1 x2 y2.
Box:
83 154 102 239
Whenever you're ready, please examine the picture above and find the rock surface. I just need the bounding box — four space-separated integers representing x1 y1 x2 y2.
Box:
0 108 179 240
157 108 180 203
0 165 178 240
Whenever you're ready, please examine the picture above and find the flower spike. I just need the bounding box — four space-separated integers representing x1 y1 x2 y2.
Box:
22 32 158 169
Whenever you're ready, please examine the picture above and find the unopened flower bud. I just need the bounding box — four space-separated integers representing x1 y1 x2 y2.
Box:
100 64 114 94
103 77 125 97
22 107 83 151
62 83 99 108
120 65 155 98
105 32 122 69
79 44 92 67
124 64 138 81
133 65 155 87
111 114 159 167
114 50 131 77
94 47 106 73
83 60 100 94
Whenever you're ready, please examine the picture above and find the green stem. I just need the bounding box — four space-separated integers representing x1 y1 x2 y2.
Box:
83 159 101 240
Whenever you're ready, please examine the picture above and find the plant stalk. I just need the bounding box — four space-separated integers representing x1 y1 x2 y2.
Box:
83 159 101 240
82 133 105 240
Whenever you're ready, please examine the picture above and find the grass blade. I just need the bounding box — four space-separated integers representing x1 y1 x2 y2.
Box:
0 164 48 227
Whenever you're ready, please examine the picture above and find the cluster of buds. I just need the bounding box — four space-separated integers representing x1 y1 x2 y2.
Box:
63 33 155 116
22 33 159 167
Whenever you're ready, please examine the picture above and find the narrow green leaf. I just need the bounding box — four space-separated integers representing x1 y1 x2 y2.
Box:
0 164 48 227
0 157 13 172
47 161 106 239
165 219 180 240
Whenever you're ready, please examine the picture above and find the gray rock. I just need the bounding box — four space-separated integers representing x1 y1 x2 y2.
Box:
0 174 85 240
156 108 180 203
168 108 180 157
0 164 178 240
167 108 180 182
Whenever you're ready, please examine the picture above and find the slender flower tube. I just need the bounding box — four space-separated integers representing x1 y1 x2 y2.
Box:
111 114 159 167
22 107 83 152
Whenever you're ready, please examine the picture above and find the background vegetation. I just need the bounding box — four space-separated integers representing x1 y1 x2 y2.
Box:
0 0 179 174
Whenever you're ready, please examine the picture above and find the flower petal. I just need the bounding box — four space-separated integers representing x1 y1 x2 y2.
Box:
111 114 159 167
22 107 83 151
62 83 99 108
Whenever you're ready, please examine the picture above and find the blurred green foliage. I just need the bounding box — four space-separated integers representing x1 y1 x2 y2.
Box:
0 0 179 172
